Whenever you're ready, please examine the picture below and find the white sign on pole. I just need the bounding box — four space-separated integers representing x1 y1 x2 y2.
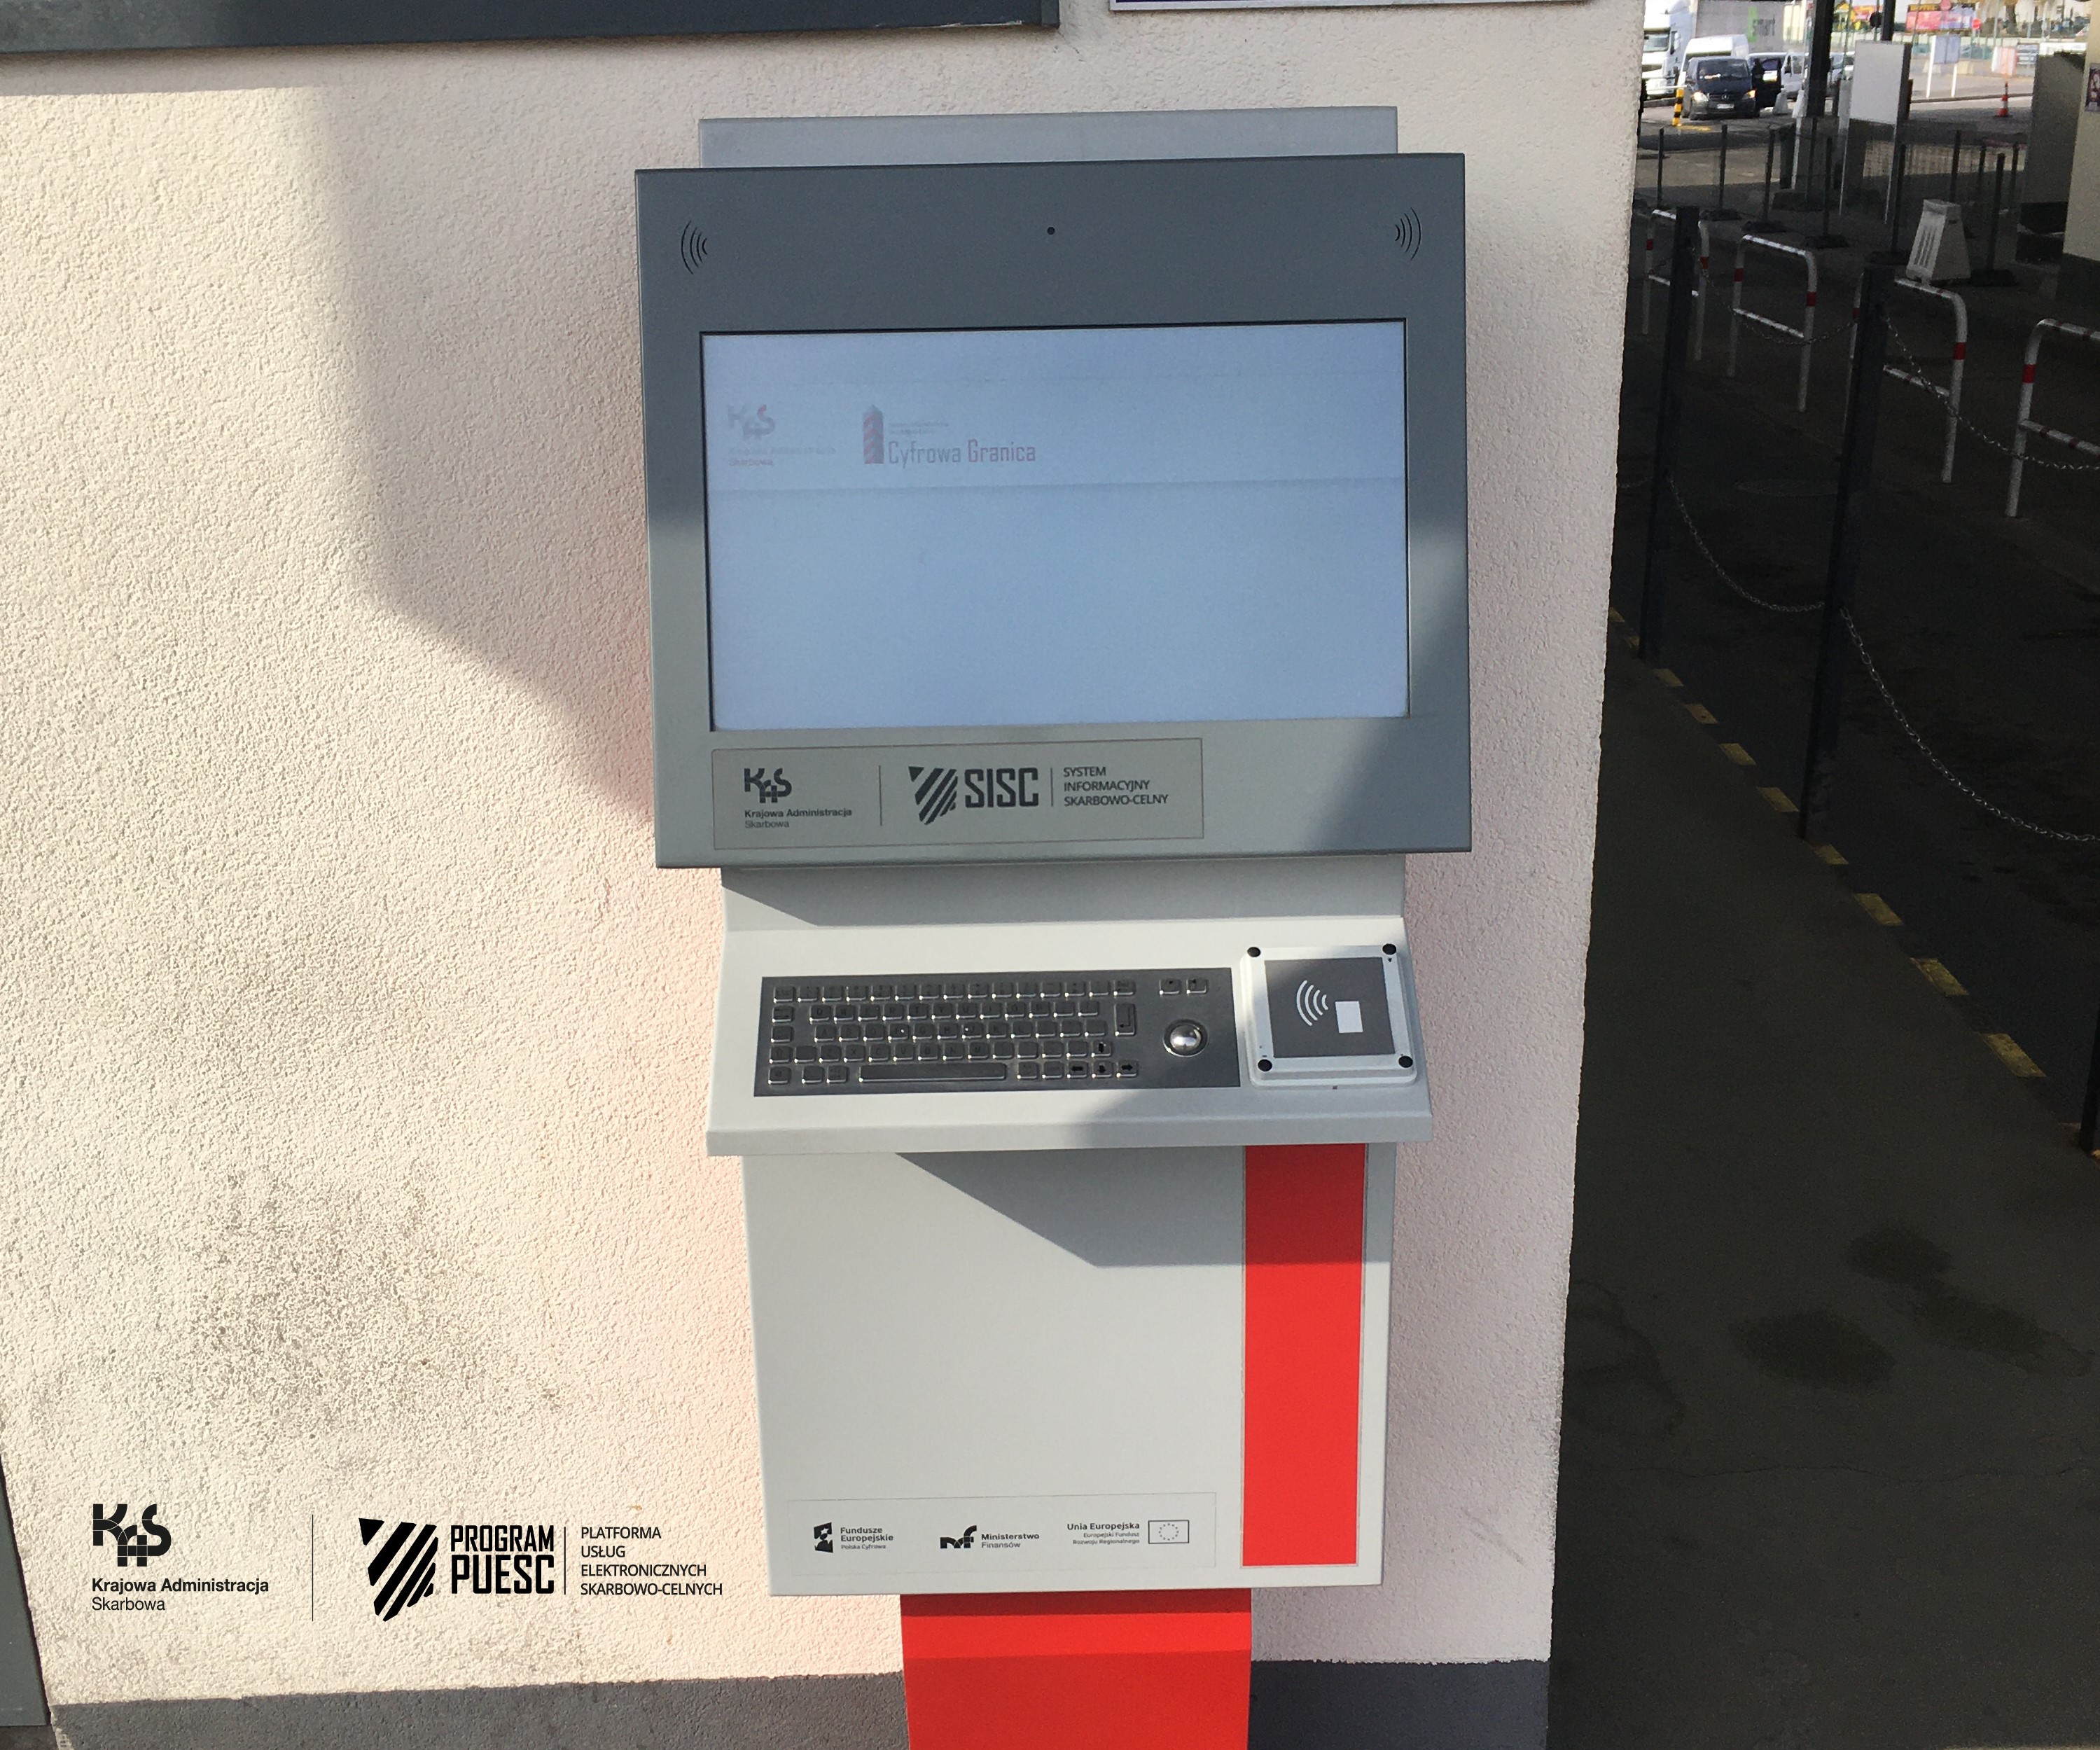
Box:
1850 39 1913 124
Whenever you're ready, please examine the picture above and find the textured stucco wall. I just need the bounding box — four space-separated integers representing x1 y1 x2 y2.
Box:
0 0 1635 1709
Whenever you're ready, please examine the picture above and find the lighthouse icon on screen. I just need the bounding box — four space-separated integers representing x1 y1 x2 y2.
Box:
863 406 884 464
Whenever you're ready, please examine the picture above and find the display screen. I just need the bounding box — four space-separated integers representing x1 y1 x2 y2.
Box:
700 323 1407 732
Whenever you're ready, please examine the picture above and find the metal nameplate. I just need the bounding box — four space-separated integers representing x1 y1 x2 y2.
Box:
711 739 1203 852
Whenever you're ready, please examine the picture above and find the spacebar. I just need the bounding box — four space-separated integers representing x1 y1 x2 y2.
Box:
860 1061 1008 1083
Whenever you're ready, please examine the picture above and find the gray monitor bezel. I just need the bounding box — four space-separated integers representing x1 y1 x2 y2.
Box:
638 153 1468 868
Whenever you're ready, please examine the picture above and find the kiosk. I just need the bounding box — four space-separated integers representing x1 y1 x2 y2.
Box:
639 110 1466 1749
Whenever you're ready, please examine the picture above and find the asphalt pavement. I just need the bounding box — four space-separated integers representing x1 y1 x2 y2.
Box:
1550 639 2100 1750
1618 143 2100 1125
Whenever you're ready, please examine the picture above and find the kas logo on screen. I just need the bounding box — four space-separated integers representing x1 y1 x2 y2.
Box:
92 1504 171 1569
726 403 774 440
743 767 793 803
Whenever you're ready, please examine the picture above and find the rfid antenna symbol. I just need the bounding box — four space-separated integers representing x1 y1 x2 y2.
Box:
1393 209 1422 259
679 223 709 274
1294 980 1335 1028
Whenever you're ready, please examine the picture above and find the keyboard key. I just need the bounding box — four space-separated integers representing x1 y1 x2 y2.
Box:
1186 978 1209 994
770 1046 791 1063
768 1065 791 1084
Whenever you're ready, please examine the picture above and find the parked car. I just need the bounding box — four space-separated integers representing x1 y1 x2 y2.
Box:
1683 55 1762 118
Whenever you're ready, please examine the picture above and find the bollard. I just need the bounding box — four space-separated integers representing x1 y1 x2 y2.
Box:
1949 127 1963 207
1973 153 2016 286
1800 262 1893 842
1748 125 1781 232
1809 128 1847 247
2082 994 2100 1157
1715 123 1738 218
1640 207 1702 667
1886 136 1910 258
1657 127 1667 204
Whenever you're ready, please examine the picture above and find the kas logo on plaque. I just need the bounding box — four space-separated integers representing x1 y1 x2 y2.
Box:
92 1504 172 1569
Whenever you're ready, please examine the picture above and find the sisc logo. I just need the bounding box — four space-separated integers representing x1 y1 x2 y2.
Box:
361 1518 439 1624
909 767 959 825
92 1504 171 1569
938 1525 977 1550
863 407 884 464
744 767 793 804
812 1522 835 1554
726 404 775 440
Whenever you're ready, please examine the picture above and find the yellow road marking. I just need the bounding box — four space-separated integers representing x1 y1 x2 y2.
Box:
1685 703 1718 725
1809 842 1848 866
1855 893 1902 926
1720 742 1755 766
1608 607 1626 625
1982 1033 2045 1078
1758 786 1798 814
1655 668 1684 688
1913 958 1968 997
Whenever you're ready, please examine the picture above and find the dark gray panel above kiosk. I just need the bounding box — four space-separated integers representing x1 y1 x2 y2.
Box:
638 152 1468 867
0 1 1055 54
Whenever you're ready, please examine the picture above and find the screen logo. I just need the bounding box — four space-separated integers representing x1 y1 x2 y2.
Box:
725 404 774 441
863 407 884 464
938 1525 978 1550
743 766 793 803
812 1522 835 1554
909 766 959 824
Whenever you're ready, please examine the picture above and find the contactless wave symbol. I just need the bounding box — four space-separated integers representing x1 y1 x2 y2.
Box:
1393 209 1422 259
361 1518 438 1623
1295 980 1334 1029
679 223 708 274
909 765 959 826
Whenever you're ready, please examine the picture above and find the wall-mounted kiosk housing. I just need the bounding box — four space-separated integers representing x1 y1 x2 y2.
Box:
640 110 1468 1613
641 145 1468 868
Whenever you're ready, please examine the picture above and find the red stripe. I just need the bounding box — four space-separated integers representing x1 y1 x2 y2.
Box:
901 1592 1251 1750
1242 1144 1365 1567
1734 266 1744 283
1953 341 1968 359
2023 363 2038 382
1805 289 1818 306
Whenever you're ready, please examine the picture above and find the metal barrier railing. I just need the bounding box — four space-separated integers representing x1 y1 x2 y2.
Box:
1852 277 1968 482
1727 232 1818 412
2006 317 2100 516
1639 204 1713 362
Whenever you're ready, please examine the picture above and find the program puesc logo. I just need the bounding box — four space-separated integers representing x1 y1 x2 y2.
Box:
359 1518 555 1623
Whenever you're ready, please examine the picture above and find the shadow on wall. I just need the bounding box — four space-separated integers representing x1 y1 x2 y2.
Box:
49 1675 905 1750
302 59 671 819
46 1662 1549 1750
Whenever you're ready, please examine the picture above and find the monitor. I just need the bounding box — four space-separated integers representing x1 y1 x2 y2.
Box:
638 153 1467 866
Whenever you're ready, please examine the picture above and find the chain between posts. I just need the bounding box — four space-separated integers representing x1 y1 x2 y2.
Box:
1885 315 2100 473
1839 611 2100 845
1734 309 1859 350
1664 480 2100 845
